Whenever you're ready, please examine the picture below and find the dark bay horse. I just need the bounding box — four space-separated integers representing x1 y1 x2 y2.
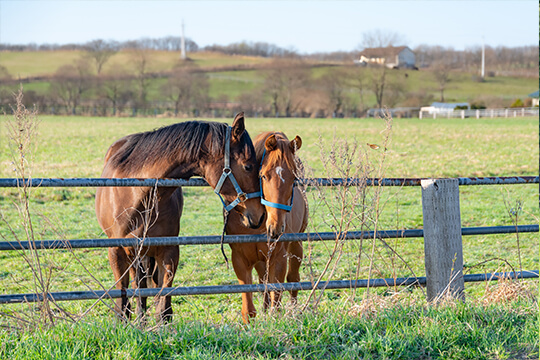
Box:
95 113 265 322
226 131 308 323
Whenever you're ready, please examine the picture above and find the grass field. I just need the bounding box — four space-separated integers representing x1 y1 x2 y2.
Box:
0 114 538 358
0 50 271 79
1 299 538 359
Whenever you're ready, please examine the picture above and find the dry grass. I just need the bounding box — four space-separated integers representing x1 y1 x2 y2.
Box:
482 276 537 305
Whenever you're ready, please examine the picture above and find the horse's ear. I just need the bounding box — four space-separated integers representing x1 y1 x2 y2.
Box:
265 134 278 152
290 135 302 153
231 112 245 141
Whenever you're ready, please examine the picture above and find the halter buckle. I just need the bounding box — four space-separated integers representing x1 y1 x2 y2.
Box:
238 192 247 203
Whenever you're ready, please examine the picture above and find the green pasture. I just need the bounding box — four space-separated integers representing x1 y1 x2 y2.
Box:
1 300 538 359
0 115 538 358
0 50 270 78
0 115 537 316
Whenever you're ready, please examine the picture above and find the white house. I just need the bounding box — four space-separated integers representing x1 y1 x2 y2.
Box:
355 46 416 69
528 90 539 107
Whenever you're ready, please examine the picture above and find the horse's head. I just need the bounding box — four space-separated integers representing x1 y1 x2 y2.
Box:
258 132 302 240
204 113 265 229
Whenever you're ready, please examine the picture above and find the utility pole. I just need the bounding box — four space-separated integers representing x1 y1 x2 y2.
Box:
180 20 187 60
481 36 485 79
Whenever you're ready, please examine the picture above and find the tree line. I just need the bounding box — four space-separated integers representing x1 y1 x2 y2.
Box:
0 56 416 118
2 36 537 70
0 36 537 118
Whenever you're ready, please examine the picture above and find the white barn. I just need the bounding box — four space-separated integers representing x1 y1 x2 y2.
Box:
420 102 470 115
355 46 416 69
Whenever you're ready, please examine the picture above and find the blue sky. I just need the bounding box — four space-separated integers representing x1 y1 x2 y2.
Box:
0 1 538 53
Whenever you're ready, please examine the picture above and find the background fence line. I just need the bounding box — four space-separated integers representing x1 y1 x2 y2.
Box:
419 107 539 119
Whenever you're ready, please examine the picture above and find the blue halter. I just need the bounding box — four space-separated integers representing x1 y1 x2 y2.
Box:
214 126 261 212
259 147 294 212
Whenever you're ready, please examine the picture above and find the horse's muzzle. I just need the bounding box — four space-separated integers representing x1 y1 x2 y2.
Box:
242 211 265 230
267 223 286 240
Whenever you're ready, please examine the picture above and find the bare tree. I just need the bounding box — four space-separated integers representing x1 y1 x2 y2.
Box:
370 66 387 109
0 65 12 83
84 39 118 75
319 69 349 116
368 66 405 109
264 60 310 117
161 63 209 116
359 29 407 50
49 60 92 113
235 90 267 116
350 68 368 115
99 64 133 115
432 61 453 102
130 48 152 109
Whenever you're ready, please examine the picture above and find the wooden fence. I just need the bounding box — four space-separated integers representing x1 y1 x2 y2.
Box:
0 176 538 305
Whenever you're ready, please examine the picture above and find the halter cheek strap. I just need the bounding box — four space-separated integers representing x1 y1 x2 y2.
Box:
259 148 294 212
214 126 261 212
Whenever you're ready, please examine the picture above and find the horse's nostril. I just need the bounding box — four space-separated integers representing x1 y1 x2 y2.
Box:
247 213 265 229
257 214 266 228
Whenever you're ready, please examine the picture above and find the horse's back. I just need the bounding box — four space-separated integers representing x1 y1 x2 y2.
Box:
96 135 184 239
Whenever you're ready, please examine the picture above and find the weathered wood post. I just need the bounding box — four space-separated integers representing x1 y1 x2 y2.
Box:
421 178 465 302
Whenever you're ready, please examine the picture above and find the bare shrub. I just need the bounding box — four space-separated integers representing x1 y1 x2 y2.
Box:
0 88 160 330
1 87 55 326
300 112 415 312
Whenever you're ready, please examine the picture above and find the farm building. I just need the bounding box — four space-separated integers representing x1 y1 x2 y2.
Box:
528 90 539 106
420 102 470 115
355 46 416 69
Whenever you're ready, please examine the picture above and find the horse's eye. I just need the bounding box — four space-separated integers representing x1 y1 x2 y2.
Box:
244 164 253 172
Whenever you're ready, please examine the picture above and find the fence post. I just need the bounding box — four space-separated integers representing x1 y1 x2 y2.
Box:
421 178 465 302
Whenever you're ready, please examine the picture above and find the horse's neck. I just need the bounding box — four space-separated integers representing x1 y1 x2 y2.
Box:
158 160 202 180
137 148 210 180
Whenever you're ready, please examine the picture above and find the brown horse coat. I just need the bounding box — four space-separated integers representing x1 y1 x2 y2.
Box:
96 114 265 322
226 131 308 323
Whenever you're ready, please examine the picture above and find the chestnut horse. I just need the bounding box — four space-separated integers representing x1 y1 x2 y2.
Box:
226 131 308 323
95 113 265 322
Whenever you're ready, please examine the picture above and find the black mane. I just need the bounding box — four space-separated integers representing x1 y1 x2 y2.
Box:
109 120 251 175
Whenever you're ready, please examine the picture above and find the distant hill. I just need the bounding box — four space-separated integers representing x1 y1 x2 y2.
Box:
0 50 537 117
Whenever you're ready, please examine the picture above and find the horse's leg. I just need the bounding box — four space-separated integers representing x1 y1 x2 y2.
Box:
129 256 150 321
148 256 158 288
287 242 303 304
108 246 131 319
267 245 288 312
254 261 270 311
154 246 179 323
231 246 256 323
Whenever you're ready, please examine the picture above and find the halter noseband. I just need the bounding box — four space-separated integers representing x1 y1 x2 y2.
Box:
259 147 294 212
214 126 261 212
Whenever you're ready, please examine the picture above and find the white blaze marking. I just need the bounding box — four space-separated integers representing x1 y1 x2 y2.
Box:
275 166 285 183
